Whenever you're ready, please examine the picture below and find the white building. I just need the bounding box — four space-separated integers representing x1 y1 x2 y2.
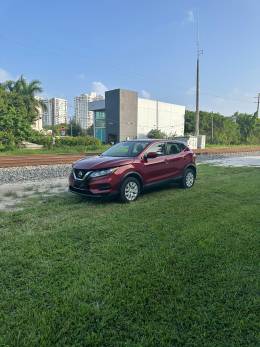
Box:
137 98 185 138
42 99 53 127
74 92 103 130
52 98 68 125
42 98 68 126
32 96 43 131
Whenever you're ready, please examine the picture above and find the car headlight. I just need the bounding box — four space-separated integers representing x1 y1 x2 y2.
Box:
90 168 117 178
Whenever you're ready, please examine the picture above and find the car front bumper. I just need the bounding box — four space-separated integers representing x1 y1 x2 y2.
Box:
69 172 120 197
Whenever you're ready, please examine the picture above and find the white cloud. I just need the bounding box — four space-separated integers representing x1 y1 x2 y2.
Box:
91 81 108 96
0 68 14 82
187 10 195 23
140 89 151 99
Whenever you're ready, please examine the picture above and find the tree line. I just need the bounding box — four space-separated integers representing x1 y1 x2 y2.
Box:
148 110 260 145
185 110 260 144
1 76 260 149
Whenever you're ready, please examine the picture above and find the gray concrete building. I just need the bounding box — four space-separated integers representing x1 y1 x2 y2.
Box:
89 88 185 143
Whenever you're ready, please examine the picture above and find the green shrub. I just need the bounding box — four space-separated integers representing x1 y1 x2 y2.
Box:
147 129 167 139
0 131 16 150
54 136 101 147
27 131 52 148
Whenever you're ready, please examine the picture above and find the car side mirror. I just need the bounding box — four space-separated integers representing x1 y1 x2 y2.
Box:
146 152 158 159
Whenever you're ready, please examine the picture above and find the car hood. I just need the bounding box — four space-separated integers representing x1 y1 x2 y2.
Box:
73 156 134 170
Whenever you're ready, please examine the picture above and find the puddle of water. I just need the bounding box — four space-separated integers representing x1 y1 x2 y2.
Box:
202 155 260 167
0 177 68 211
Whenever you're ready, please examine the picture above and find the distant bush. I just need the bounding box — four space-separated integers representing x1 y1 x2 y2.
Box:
55 136 101 147
27 131 52 148
147 129 167 139
28 133 101 149
0 131 16 150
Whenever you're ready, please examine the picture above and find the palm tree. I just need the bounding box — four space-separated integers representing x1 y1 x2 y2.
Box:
1 80 16 92
14 75 42 95
14 76 46 122
0 75 47 123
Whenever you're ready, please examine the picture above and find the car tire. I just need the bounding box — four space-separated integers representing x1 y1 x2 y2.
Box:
181 168 196 189
120 177 140 203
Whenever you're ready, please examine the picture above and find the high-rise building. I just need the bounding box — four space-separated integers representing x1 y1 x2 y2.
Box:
42 99 53 127
52 98 68 125
74 92 103 130
32 96 43 131
42 98 68 127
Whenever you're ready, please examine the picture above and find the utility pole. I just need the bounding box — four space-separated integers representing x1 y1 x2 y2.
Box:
211 112 214 143
195 11 203 136
254 93 260 118
70 116 73 136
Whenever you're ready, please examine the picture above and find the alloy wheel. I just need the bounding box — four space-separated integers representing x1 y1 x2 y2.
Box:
185 171 194 188
124 181 139 201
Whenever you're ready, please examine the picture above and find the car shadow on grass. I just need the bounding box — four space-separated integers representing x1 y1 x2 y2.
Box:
64 181 183 206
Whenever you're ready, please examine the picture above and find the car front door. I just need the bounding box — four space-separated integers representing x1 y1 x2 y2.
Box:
141 142 171 184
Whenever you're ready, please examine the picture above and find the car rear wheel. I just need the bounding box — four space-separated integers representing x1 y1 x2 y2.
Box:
181 168 195 189
120 177 140 203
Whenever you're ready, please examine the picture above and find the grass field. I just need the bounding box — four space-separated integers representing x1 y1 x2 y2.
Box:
0 165 259 346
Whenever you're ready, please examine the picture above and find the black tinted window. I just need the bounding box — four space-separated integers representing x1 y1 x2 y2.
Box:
146 142 166 156
166 142 186 155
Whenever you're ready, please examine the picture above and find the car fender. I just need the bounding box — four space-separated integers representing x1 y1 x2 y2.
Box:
120 170 144 187
183 163 197 177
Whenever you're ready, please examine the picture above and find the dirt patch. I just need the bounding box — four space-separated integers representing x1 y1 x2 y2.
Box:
0 177 68 211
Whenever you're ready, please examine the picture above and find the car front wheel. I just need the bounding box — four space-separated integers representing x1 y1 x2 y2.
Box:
120 177 140 203
181 168 196 189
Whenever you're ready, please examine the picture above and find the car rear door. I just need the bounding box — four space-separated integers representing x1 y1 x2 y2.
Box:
165 142 188 178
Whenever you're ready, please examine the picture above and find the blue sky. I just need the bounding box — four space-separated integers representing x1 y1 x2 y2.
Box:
0 0 259 116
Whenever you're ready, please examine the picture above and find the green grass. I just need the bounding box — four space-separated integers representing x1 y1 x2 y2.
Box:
0 166 259 346
0 145 110 156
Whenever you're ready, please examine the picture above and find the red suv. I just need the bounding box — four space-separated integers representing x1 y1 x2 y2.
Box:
69 140 196 202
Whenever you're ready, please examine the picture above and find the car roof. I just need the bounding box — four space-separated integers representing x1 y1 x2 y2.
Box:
123 139 186 144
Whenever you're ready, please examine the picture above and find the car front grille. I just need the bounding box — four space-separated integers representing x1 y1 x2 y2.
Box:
73 169 90 180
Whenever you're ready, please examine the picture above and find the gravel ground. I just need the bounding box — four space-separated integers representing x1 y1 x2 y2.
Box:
1 152 260 185
0 164 72 184
0 165 72 211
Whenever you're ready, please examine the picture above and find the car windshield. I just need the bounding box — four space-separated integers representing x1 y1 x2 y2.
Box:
101 141 150 157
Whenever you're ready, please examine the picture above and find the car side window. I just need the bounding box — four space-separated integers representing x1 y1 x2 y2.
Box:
146 142 166 156
166 142 186 155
